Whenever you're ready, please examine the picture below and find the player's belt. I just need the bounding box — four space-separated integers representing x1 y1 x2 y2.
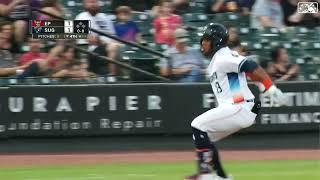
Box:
233 99 260 114
233 99 254 104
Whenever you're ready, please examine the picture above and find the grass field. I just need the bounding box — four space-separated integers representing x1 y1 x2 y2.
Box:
0 160 319 180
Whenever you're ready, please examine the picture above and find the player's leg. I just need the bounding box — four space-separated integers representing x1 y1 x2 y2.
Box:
192 127 213 174
188 103 256 179
184 127 216 180
209 141 228 179
191 105 237 178
185 105 238 179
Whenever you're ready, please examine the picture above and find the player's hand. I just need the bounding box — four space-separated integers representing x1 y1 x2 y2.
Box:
264 85 288 106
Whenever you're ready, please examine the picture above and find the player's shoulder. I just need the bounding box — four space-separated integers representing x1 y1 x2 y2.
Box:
206 55 218 76
214 47 232 61
217 47 245 61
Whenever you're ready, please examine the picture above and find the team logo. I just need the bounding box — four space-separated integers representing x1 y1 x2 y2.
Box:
298 2 318 13
33 20 43 33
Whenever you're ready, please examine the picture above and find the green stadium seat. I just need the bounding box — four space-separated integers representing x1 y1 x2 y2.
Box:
147 43 170 52
136 21 153 36
258 27 281 40
188 30 202 42
132 13 153 24
189 1 207 12
183 13 211 29
239 28 260 42
40 77 51 85
7 78 18 85
101 0 113 13
302 42 320 61
246 42 263 51
142 34 154 44
287 48 305 58
120 45 156 61
0 78 6 86
287 27 319 42
22 77 40 85
183 13 209 22
218 13 241 26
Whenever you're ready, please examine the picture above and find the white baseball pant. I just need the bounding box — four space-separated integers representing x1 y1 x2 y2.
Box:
191 102 257 142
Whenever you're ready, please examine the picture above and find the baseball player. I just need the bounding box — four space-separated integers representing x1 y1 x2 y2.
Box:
185 23 287 180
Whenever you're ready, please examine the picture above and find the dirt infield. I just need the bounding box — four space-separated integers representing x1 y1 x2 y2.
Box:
0 149 319 168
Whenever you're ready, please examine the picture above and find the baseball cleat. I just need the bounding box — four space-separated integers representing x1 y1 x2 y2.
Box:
184 173 215 180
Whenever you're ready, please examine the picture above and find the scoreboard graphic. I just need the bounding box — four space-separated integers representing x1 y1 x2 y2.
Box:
31 20 90 39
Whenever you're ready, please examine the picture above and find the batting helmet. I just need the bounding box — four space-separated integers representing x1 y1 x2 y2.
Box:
200 23 229 57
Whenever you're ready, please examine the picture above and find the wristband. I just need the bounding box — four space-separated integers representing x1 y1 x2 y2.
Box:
262 77 273 90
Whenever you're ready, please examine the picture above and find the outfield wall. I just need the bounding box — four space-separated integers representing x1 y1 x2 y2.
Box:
0 81 319 139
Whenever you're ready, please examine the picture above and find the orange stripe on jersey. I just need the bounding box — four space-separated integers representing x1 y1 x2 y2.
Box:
233 94 245 103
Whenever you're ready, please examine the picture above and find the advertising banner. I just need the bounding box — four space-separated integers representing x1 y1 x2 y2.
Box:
0 82 319 137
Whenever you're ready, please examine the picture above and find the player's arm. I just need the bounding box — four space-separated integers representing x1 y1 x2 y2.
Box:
242 63 273 92
240 59 288 106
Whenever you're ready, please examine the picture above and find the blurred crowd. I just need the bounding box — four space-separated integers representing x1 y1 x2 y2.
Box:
0 0 319 83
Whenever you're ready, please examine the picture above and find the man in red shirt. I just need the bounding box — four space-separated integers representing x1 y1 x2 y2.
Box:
19 37 47 66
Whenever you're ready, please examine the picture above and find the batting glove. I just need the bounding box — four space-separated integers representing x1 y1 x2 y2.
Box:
264 85 288 106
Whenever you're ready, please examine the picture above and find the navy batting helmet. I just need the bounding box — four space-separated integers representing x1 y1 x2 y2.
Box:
200 23 229 57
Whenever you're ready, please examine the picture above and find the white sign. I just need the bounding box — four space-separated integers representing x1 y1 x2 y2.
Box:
298 2 318 13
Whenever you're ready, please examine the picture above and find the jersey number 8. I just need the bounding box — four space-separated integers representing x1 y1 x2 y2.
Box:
215 82 222 93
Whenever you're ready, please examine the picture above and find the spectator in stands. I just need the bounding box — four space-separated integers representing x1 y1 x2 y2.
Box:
75 0 119 77
251 0 284 29
267 46 299 81
114 6 145 44
19 37 47 66
0 0 32 43
238 0 256 15
0 21 15 52
112 0 157 12
48 46 92 79
206 0 255 15
228 39 247 56
39 0 64 20
226 25 249 55
160 28 206 82
153 0 182 46
19 44 92 79
226 24 239 45
76 0 116 46
0 65 25 76
281 0 320 27
207 0 239 13
0 21 19 67
172 0 190 15
87 36 118 76
0 0 23 15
